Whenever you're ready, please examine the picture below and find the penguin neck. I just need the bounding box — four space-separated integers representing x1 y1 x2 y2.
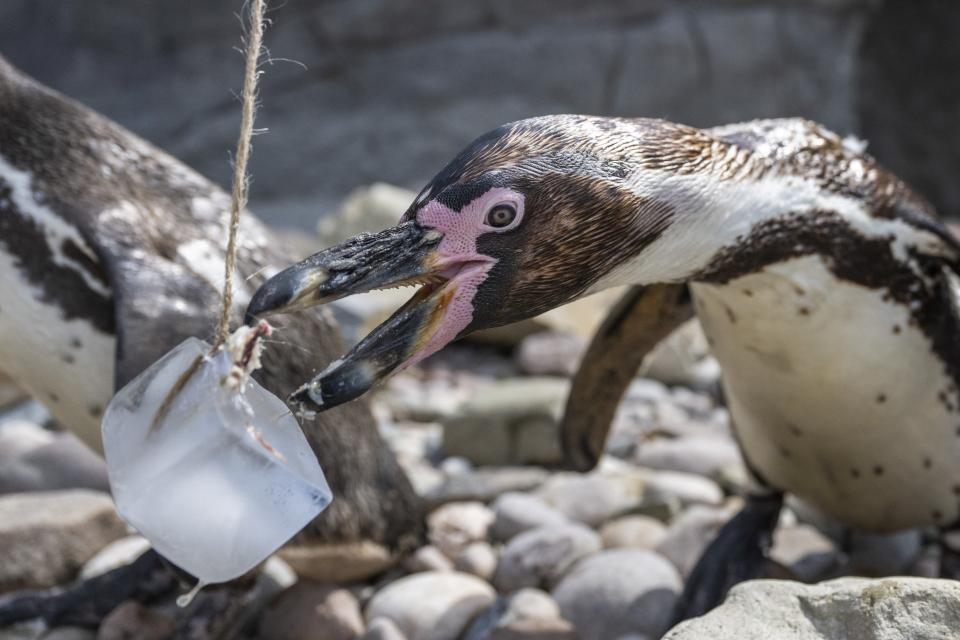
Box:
585 162 939 293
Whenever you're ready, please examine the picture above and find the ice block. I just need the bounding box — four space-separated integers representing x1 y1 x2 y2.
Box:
101 325 331 587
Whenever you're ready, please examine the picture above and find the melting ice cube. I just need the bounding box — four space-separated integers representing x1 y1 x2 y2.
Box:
101 326 332 586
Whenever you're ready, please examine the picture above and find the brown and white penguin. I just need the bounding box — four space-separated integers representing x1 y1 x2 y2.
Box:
0 54 422 624
247 114 960 621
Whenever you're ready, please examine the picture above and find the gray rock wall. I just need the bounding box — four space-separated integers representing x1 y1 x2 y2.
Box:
2 0 956 227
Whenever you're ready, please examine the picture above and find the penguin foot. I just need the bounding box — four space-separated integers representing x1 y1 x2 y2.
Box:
0 549 174 627
670 493 783 625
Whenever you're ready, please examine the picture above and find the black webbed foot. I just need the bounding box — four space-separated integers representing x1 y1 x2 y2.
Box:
0 549 174 627
670 493 783 625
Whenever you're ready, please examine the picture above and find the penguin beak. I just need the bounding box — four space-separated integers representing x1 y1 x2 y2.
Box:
245 221 494 411
245 221 444 323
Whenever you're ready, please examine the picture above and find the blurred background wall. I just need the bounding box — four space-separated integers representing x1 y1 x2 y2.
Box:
1 0 957 229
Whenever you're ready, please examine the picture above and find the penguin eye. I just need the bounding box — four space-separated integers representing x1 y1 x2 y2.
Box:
486 203 517 228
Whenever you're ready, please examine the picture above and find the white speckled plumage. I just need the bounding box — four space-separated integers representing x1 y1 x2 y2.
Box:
693 256 960 531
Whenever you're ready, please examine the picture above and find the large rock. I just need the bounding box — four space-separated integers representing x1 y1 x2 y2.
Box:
552 549 682 640
493 523 602 592
0 490 126 591
366 571 496 640
664 577 960 640
442 379 568 466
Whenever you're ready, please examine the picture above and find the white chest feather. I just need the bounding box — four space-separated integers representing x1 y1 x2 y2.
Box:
0 248 115 452
691 256 960 532
0 156 115 453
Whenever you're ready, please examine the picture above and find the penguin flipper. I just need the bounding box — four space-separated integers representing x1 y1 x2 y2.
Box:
560 283 693 471
670 493 783 625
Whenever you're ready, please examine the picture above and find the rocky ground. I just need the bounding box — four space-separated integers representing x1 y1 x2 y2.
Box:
2 188 959 640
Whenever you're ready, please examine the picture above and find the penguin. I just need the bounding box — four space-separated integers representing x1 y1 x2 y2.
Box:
0 54 423 623
246 114 960 620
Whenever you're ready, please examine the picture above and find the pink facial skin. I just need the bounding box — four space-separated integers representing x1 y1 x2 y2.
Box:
401 187 525 368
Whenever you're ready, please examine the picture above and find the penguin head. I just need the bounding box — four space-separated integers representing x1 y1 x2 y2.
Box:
247 115 680 410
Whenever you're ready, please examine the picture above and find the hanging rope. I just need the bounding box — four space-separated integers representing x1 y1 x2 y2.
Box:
214 0 267 348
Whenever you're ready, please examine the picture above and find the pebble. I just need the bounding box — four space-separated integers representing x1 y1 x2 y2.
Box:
439 456 474 476
0 490 126 591
770 524 840 583
552 549 682 640
638 319 719 391
401 461 447 498
365 571 496 640
494 523 602 592
377 377 467 423
378 423 443 465
535 473 643 528
515 331 586 377
483 618 578 639
643 470 724 513
428 501 495 557
426 468 549 508
491 492 569 542
599 515 668 550
258 582 365 640
656 504 737 577
98 602 174 640
80 535 151 580
0 421 108 495
278 540 396 584
40 629 95 640
503 588 563 621
633 436 743 480
788 501 922 575
359 617 409 640
845 529 923 577
441 378 568 466
623 378 671 403
406 545 455 573
669 387 716 417
261 555 299 590
463 589 565 640
454 541 498 581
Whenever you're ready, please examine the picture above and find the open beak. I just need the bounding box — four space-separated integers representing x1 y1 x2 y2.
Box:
245 221 492 411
